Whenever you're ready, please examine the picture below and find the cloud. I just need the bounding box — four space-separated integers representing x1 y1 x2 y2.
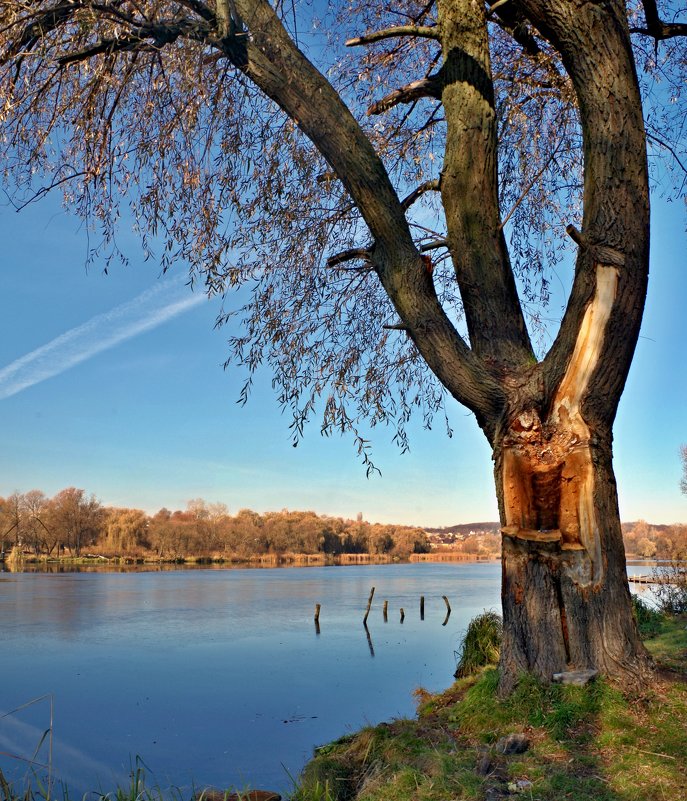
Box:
0 279 206 400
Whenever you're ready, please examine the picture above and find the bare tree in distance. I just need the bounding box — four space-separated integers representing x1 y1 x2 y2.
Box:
0 0 685 692
681 445 687 496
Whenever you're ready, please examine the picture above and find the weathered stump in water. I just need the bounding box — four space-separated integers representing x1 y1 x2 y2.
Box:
442 595 451 626
363 586 375 625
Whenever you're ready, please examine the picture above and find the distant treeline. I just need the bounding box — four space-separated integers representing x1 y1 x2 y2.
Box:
0 489 431 560
622 520 687 560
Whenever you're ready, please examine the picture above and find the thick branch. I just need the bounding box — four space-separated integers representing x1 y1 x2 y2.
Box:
326 247 371 268
420 238 448 252
345 25 440 47
489 2 543 57
224 0 505 427
631 0 687 39
519 0 650 425
402 179 441 210
438 0 534 367
367 75 442 116
56 20 211 64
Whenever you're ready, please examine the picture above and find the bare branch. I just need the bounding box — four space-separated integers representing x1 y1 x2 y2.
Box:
326 247 371 268
646 130 687 177
367 75 442 116
346 25 440 47
56 20 212 65
401 179 440 210
630 0 687 40
419 238 448 252
498 143 563 231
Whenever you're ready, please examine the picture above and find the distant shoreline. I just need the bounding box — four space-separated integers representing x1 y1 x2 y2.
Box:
3 548 499 570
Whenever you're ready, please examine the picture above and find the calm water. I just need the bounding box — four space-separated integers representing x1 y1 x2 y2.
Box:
0 563 501 796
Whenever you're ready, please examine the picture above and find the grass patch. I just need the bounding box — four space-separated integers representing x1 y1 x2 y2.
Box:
631 594 664 638
643 613 687 674
453 611 502 678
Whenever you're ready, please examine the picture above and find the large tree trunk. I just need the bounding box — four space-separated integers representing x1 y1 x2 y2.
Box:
493 263 651 693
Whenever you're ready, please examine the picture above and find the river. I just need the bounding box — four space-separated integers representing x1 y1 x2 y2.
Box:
1 562 500 796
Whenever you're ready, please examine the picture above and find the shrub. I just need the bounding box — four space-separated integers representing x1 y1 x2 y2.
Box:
631 594 664 638
454 610 502 678
652 559 687 615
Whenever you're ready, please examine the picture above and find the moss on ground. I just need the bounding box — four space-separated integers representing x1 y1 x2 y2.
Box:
294 615 687 801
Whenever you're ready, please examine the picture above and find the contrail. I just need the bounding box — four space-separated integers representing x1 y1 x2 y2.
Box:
0 279 206 400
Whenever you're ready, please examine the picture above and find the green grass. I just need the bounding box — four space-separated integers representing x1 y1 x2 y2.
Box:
453 611 502 678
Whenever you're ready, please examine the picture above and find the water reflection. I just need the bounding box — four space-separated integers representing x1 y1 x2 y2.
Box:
1 563 502 797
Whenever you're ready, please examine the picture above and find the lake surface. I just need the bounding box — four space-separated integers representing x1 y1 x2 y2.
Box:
0 563 502 796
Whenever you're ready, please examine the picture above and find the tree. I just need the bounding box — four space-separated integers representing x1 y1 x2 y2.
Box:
45 488 104 556
1 0 684 691
20 490 50 554
681 445 687 495
0 492 22 548
104 507 149 553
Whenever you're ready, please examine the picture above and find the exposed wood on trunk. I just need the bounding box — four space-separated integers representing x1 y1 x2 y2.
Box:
497 260 650 692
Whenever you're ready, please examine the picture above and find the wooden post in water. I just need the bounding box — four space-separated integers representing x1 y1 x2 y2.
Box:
400 607 405 623
420 595 425 620
442 595 451 626
314 603 321 622
383 600 388 622
363 586 375 625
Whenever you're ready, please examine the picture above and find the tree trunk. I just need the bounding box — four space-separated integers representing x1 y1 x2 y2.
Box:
493 266 651 692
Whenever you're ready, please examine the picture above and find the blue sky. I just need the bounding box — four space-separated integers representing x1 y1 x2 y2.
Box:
0 189 684 527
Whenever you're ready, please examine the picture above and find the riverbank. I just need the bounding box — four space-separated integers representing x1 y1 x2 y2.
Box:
293 612 687 801
2 547 498 570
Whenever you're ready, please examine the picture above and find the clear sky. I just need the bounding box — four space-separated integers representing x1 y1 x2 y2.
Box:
0 188 684 527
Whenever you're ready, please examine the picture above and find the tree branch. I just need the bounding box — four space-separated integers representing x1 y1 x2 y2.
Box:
631 0 687 40
486 0 543 57
56 20 212 64
367 75 442 116
326 247 371 268
224 0 505 426
345 25 440 47
401 179 441 210
1 2 82 64
420 238 448 252
176 0 215 23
